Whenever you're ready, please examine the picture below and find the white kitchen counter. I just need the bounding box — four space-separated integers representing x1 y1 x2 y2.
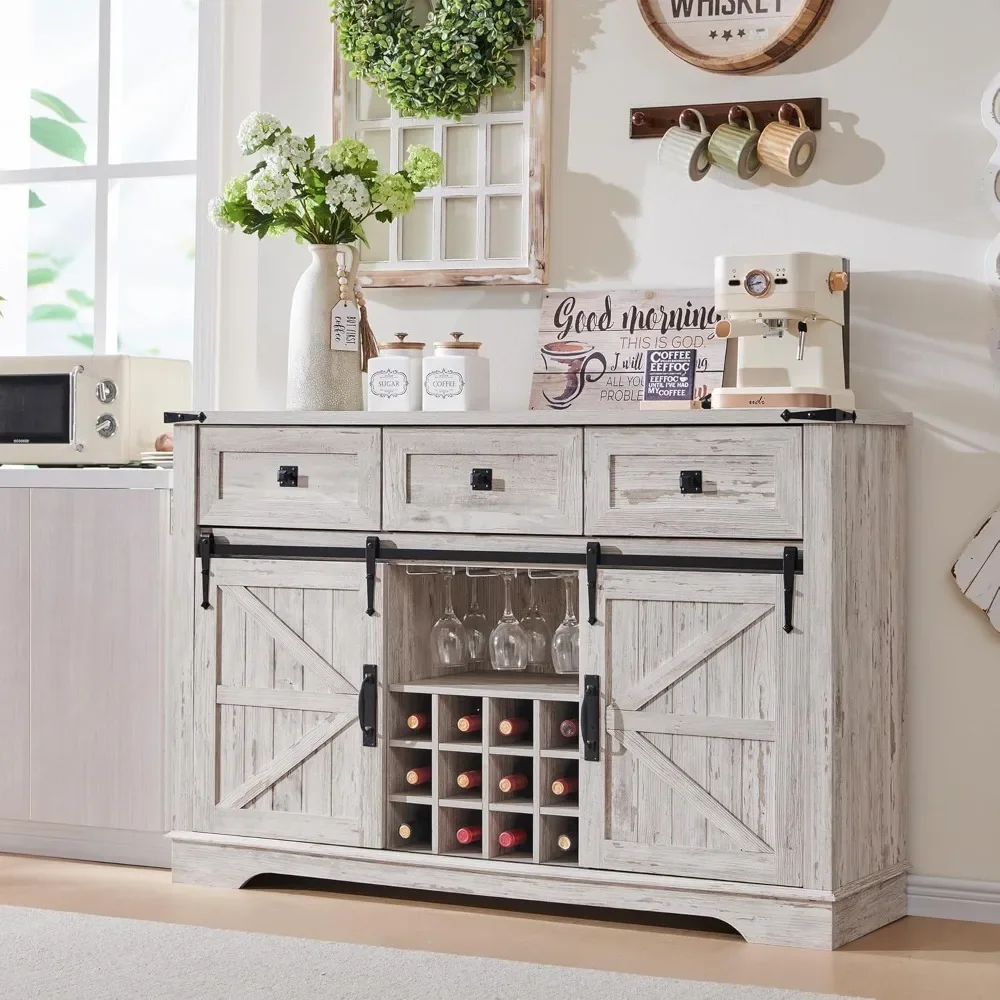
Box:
0 467 172 489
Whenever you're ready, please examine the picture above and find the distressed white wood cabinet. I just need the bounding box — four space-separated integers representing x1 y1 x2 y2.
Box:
170 411 908 949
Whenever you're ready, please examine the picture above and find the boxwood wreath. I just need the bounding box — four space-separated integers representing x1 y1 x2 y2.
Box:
329 0 536 120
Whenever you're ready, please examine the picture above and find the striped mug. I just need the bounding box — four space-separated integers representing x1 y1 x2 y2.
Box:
708 105 761 180
758 103 818 179
658 108 712 182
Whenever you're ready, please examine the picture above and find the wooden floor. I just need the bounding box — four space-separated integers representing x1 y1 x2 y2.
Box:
1 855 999 998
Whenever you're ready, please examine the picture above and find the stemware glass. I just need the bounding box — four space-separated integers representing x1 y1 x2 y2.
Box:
489 570 528 672
462 576 490 666
430 568 468 669
520 577 551 668
551 575 580 675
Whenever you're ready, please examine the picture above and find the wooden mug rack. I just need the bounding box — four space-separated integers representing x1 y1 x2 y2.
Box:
629 98 823 139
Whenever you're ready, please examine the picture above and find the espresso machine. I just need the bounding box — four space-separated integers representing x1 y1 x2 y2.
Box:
710 253 854 410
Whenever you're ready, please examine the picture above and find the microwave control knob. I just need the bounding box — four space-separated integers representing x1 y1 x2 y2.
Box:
95 379 118 403
96 414 118 439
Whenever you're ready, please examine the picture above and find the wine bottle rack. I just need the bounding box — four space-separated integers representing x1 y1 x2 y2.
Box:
387 676 580 865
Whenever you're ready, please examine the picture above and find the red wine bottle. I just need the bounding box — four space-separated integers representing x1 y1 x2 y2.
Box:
557 832 575 853
456 769 482 790
456 825 482 846
456 714 482 734
405 766 432 786
498 773 529 794
551 776 578 797
398 819 430 842
406 712 430 732
559 718 579 739
498 827 529 850
498 717 530 738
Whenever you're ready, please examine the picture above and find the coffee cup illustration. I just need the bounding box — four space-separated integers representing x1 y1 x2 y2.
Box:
540 341 606 409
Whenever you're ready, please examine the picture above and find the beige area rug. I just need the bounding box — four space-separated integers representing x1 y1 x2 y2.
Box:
0 904 870 999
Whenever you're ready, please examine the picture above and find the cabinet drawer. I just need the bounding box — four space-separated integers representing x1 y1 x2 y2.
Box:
198 427 381 530
585 427 802 538
383 428 583 534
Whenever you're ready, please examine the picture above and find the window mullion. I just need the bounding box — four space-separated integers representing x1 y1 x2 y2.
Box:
92 0 116 356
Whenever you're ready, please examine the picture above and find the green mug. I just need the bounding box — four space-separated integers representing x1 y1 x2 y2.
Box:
708 105 761 180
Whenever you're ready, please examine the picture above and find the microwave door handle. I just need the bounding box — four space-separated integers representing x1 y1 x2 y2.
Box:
69 364 83 451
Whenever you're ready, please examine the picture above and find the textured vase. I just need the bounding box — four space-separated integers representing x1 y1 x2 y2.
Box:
286 244 363 411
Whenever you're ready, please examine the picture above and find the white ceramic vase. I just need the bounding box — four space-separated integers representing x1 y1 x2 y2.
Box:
286 243 363 411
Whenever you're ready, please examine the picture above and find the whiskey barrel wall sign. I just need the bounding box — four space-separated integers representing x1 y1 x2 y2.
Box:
639 0 835 74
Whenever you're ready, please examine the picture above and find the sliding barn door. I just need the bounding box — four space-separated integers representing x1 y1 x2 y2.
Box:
194 559 383 847
580 570 804 886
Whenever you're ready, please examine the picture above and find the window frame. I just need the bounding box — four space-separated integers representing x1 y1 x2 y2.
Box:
331 0 551 288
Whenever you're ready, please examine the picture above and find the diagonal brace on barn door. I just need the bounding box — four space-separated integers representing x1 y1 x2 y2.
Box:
612 730 772 854
227 587 357 695
615 604 772 712
218 714 355 810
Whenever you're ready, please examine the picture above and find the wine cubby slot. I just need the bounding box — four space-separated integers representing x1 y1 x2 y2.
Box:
389 802 433 853
540 700 581 757
540 815 579 865
541 756 579 811
489 811 534 863
440 807 485 858
389 692 433 747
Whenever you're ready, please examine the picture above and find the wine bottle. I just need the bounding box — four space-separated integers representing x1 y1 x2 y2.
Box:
551 775 578 797
498 827 529 850
456 825 482 845
405 766 432 786
456 713 482 735
557 832 575 853
398 819 430 842
559 718 579 739
456 769 482 790
498 773 529 794
498 717 530 738
406 712 430 732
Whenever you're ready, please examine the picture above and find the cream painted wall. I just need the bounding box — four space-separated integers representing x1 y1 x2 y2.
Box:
220 0 1000 881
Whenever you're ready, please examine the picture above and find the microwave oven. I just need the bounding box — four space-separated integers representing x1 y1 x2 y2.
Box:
0 355 192 466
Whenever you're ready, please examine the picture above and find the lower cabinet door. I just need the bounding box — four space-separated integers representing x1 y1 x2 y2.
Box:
194 559 383 848
579 569 804 886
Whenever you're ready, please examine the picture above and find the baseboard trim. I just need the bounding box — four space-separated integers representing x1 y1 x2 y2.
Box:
0 820 169 869
907 875 1000 924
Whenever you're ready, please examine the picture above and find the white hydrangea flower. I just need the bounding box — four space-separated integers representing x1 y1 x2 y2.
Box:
311 145 335 174
266 133 310 173
208 197 235 232
237 112 282 155
325 173 372 219
246 162 294 215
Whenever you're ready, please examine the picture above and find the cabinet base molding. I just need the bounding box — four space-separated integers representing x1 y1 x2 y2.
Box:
170 833 907 950
0 820 169 868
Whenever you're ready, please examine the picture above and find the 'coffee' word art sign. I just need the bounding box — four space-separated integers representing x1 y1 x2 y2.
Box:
638 0 834 74
529 289 727 412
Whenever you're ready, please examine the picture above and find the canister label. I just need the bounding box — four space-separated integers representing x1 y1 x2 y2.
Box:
424 369 466 399
369 369 409 399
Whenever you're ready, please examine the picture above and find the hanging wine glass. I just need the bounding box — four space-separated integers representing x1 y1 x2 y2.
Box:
462 575 490 667
551 575 580 675
520 576 551 669
430 568 468 669
489 570 528 672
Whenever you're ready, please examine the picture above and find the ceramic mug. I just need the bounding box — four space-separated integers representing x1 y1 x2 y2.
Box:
758 103 818 179
708 105 761 180
658 108 712 182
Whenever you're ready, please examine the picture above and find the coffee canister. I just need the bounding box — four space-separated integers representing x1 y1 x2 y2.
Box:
366 333 425 412
422 332 490 411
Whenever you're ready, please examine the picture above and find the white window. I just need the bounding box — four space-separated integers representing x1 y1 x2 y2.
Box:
0 0 220 401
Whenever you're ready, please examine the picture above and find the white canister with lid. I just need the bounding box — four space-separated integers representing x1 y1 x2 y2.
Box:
366 333 425 411
422 333 490 411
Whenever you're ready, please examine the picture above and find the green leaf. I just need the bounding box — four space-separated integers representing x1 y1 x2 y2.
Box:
29 304 77 322
30 117 86 163
27 267 58 287
28 190 45 209
66 289 95 307
69 333 95 349
30 89 84 123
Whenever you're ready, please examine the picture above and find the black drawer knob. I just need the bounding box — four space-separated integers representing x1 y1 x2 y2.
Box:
277 465 299 488
679 470 703 494
470 468 493 492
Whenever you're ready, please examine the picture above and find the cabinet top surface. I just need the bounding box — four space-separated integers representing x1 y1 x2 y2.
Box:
187 409 911 428
0 466 172 489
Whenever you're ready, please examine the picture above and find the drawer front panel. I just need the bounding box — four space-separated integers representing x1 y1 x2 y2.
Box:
199 427 381 530
585 428 802 539
383 428 583 534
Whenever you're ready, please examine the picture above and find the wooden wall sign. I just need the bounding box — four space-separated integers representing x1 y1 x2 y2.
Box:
529 289 726 412
638 0 835 75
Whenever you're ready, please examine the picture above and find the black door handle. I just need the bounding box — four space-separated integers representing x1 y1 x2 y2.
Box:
581 674 600 762
358 665 377 747
783 546 798 634
277 465 299 487
470 468 493 491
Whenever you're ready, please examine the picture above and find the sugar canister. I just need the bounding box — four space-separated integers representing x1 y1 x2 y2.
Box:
366 333 425 412
422 332 490 411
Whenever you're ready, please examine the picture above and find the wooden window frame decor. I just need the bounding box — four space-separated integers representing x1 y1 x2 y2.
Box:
332 0 551 288
638 0 835 75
